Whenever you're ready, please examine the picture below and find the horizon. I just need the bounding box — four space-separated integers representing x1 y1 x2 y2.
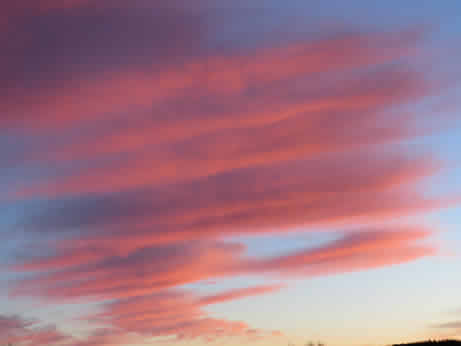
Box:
1 1 461 346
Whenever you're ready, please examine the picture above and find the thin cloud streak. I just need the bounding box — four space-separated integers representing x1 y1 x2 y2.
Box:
434 322 461 329
197 284 284 306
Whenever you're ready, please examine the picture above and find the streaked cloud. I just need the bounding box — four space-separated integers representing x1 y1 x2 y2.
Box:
434 321 461 329
9 227 436 341
198 284 284 306
431 320 461 339
12 228 433 296
0 314 69 346
1 0 458 344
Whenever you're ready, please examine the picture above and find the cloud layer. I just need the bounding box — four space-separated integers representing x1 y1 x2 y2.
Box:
2 0 457 344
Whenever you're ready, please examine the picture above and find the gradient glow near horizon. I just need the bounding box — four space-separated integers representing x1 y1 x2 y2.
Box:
1 1 461 346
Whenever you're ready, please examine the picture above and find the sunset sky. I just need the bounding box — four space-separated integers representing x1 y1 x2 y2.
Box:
1 1 461 346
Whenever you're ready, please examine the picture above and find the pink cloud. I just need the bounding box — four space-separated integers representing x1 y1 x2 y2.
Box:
13 227 435 302
68 329 146 346
198 284 284 306
241 227 436 276
13 151 445 266
1 2 457 343
84 290 275 341
2 30 421 132
0 315 70 346
10 227 436 342
12 241 245 300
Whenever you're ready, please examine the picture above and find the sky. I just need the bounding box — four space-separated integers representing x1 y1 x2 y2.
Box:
1 1 461 346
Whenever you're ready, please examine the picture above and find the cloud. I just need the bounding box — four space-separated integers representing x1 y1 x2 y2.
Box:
88 290 263 340
198 284 284 305
35 66 424 164
10 227 436 342
0 0 206 92
2 30 423 132
0 290 277 344
0 315 34 334
14 150 444 263
12 240 246 300
434 321 461 329
0 314 69 346
241 227 436 276
1 1 458 344
431 320 461 339
14 65 434 198
13 227 435 301
67 329 146 346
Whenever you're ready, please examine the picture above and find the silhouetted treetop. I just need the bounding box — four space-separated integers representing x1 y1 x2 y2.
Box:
393 340 461 346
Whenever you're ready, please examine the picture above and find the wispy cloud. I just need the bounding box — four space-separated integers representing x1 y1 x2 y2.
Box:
1 0 458 344
431 320 461 339
434 321 461 329
0 314 69 346
198 284 284 306
12 230 433 303
10 227 436 341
